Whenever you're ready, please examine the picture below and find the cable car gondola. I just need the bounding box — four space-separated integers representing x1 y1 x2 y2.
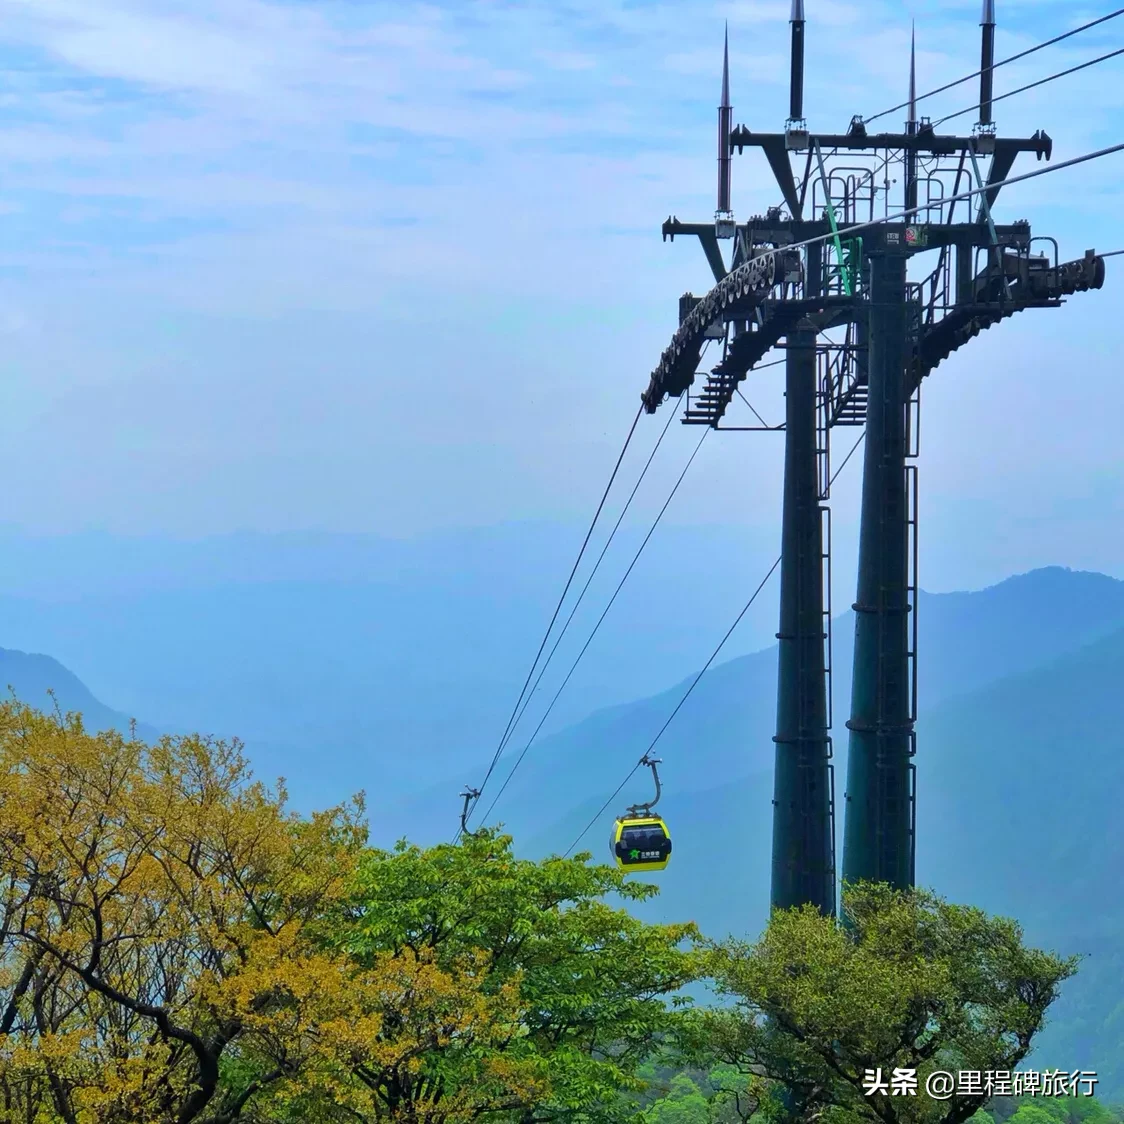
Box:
610 754 672 873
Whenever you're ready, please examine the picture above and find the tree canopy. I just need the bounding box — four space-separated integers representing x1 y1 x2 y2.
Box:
0 698 1090 1124
0 701 701 1124
680 883 1078 1124
320 827 702 1124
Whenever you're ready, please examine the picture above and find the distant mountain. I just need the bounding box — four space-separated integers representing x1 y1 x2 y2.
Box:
0 647 158 742
920 566 1124 704
380 566 1124 847
0 521 784 812
1 520 1119 823
917 625 1124 1097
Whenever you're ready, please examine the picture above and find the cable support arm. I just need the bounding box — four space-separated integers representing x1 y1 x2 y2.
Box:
641 140 1121 414
729 124 1052 158
459 788 480 836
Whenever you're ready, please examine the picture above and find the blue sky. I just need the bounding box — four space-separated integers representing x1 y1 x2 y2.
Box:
0 0 1121 594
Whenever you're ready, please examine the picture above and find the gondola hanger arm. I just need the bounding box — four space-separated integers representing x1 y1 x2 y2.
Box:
627 755 662 816
459 787 480 835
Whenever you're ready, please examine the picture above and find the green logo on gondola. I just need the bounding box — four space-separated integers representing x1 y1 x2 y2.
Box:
629 849 640 859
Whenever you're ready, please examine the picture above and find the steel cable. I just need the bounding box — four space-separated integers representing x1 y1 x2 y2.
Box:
478 425 711 826
499 389 693 760
931 46 1124 129
864 8 1124 125
459 403 645 834
562 429 868 860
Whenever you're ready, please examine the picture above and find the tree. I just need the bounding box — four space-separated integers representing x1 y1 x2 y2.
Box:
224 943 543 1124
643 1074 710 1124
0 702 537 1124
318 827 703 1124
681 883 1078 1124
1007 1108 1061 1124
638 1067 760 1124
1006 1101 1122 1124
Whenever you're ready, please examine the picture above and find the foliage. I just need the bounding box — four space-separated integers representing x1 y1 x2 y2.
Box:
0 701 703 1123
0 703 538 1123
633 1062 757 1124
10 691 1086 1124
679 883 1078 1124
318 827 703 1124
232 943 543 1124
1003 1100 1124 1124
643 1073 711 1124
635 1072 1124 1124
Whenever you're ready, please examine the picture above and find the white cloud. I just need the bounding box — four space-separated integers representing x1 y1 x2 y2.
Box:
0 0 1117 545
1 0 280 94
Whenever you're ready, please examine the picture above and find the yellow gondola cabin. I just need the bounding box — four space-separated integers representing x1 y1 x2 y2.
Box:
608 754 672 873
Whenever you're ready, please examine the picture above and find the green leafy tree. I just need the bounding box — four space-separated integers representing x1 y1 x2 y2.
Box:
1063 1099 1123 1124
636 1060 780 1124
1008 1108 1063 1124
1007 1101 1122 1124
680 883 1077 1124
314 827 702 1124
705 1064 758 1124
644 1074 710 1124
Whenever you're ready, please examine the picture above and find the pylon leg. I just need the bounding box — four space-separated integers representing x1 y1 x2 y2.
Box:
842 250 915 892
771 321 834 914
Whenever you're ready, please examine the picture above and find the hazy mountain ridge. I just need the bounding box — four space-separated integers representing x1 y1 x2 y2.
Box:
1 520 1118 824
0 522 786 809
379 565 1124 847
0 647 161 743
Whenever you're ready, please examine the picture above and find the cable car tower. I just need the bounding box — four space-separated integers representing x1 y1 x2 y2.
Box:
640 1 1105 914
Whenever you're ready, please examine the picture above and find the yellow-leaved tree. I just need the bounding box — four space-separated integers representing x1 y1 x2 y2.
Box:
0 700 540 1124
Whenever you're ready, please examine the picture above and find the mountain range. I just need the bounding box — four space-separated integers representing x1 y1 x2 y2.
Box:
0 521 783 811
0 646 159 742
2 559 1122 1097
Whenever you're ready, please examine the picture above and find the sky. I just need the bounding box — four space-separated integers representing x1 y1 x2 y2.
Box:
0 0 1121 594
